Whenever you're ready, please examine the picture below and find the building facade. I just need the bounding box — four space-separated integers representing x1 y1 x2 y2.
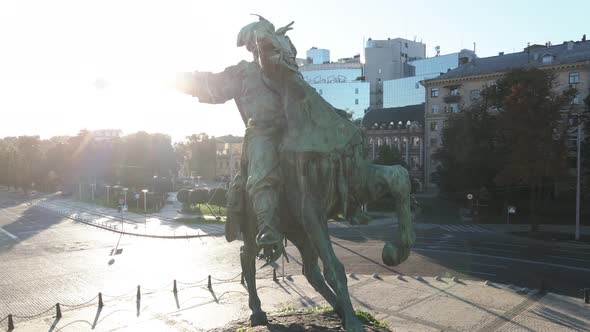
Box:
362 104 425 191
300 60 370 119
306 47 330 64
364 38 426 109
214 135 243 181
383 50 477 108
423 40 590 191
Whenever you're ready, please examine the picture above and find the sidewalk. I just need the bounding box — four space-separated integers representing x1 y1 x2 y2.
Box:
34 197 225 238
4 274 588 331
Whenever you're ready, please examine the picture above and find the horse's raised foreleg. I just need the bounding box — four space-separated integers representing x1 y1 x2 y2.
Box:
366 164 415 266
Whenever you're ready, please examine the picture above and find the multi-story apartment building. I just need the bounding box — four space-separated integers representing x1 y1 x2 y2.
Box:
383 50 477 108
300 50 369 119
363 103 425 191
423 39 590 191
364 38 426 109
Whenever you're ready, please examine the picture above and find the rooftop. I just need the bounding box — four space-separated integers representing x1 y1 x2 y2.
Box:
428 40 590 82
362 103 425 128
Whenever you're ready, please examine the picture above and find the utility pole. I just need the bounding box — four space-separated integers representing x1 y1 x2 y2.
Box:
576 121 582 241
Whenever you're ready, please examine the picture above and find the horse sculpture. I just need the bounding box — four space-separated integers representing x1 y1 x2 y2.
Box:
231 140 415 332
174 17 416 331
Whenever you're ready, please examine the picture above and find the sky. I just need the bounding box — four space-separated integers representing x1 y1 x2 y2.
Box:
1 0 588 142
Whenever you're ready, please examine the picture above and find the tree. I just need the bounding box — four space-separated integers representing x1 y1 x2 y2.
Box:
489 68 576 232
373 145 404 166
433 99 499 197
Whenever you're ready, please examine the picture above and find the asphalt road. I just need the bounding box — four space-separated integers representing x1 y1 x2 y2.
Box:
1 190 589 321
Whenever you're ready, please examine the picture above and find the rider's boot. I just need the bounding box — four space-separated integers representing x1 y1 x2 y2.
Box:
252 188 282 246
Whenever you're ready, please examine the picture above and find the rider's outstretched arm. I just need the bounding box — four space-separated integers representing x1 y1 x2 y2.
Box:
173 61 247 104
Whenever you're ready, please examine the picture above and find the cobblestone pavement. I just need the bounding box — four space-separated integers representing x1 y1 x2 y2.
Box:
4 275 590 331
2 190 590 331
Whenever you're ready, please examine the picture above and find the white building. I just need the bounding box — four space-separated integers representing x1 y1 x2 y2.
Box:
306 47 330 64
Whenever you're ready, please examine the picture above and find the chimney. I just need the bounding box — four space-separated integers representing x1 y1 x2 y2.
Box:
498 52 504 56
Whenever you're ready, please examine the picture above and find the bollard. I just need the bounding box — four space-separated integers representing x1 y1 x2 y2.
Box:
55 303 62 319
173 280 178 293
98 292 104 308
136 286 141 302
273 269 278 282
8 314 14 330
240 273 245 285
207 275 212 290
434 276 442 282
372 273 381 280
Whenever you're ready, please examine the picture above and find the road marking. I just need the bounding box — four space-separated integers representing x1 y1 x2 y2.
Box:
484 242 527 248
414 247 590 272
546 255 590 263
470 262 508 269
456 270 497 276
0 227 18 240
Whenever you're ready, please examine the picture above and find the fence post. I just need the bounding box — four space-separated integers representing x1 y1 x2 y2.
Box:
55 303 62 319
240 273 245 285
98 292 104 308
273 269 278 282
7 314 14 330
207 275 212 290
173 280 178 293
136 285 141 302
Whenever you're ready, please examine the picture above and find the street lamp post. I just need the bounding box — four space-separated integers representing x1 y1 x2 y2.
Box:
576 121 582 241
106 185 110 205
123 188 128 207
90 183 96 201
142 189 148 212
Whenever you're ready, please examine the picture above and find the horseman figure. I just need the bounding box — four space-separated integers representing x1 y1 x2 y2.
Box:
174 16 415 332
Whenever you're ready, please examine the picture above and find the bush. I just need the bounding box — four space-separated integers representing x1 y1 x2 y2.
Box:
208 188 227 207
177 188 190 204
190 188 209 205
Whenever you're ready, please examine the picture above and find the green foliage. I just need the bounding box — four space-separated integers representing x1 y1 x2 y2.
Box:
355 309 389 329
0 130 180 195
373 144 404 166
434 68 577 229
208 188 228 206
190 188 209 205
433 99 498 196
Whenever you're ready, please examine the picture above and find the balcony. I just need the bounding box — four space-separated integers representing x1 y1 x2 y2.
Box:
443 94 461 103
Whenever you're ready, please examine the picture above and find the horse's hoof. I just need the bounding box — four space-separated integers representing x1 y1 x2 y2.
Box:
250 311 268 326
344 315 364 332
382 242 409 266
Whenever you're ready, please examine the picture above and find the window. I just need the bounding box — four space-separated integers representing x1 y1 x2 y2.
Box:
569 72 580 84
450 87 458 96
404 42 408 48
470 89 480 100
542 55 554 64
573 94 581 105
355 88 359 94
450 103 459 113
431 88 439 97
355 98 359 105
430 122 437 131
413 137 420 147
430 138 437 146
431 105 440 114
